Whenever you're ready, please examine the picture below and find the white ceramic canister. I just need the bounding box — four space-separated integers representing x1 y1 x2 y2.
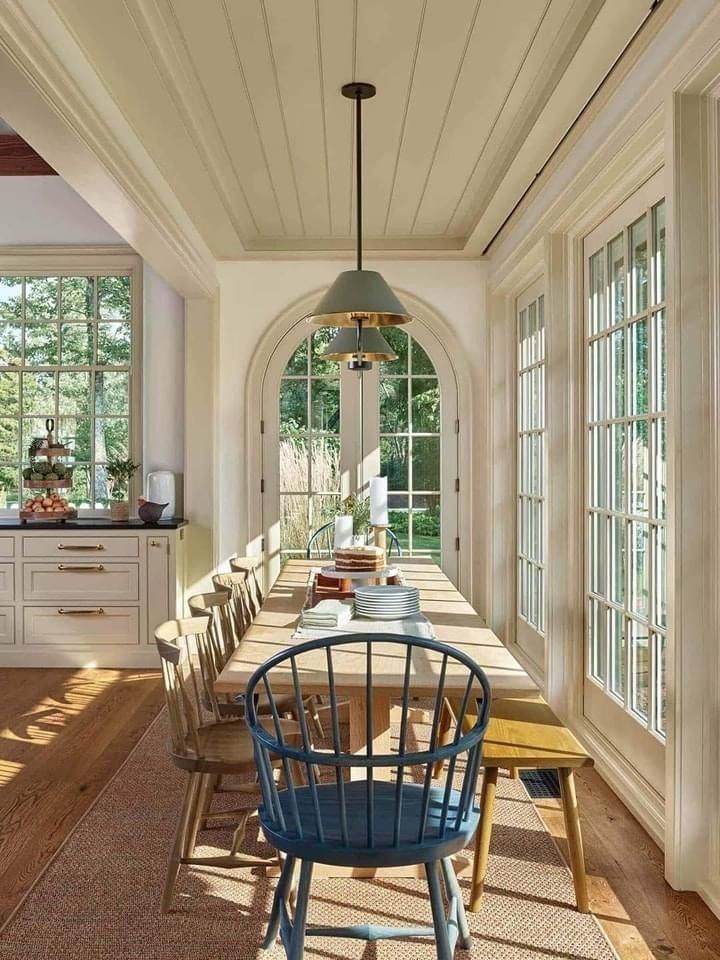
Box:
146 470 175 519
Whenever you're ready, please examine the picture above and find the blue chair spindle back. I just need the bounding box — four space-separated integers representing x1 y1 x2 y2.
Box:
245 633 491 864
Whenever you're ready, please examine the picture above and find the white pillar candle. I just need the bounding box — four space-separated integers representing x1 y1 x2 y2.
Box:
369 476 388 526
334 515 354 549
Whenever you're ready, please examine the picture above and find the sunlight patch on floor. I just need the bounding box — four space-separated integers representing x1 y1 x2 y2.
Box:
0 669 123 746
0 758 24 786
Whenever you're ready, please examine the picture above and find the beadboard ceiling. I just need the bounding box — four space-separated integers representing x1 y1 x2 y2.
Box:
45 0 650 257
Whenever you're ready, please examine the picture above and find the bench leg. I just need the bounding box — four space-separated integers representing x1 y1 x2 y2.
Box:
558 767 589 913
469 765 498 912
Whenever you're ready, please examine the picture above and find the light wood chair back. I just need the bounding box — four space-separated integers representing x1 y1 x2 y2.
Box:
155 617 212 758
154 615 289 912
212 571 252 640
188 588 235 667
229 556 264 617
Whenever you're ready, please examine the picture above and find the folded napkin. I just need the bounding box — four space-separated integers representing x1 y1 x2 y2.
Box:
301 598 355 629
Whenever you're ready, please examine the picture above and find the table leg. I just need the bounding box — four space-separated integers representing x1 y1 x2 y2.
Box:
348 691 391 780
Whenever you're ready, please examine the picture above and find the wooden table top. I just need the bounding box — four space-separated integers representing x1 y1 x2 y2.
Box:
214 558 538 698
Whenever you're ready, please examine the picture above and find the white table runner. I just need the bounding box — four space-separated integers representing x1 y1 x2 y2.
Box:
292 611 435 641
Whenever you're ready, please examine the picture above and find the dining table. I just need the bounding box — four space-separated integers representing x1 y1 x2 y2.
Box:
215 557 538 877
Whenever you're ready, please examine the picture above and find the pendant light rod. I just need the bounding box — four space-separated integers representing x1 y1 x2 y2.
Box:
342 82 375 273
355 89 362 271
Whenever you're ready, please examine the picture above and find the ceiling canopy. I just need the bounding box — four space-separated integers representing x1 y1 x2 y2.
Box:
0 0 651 258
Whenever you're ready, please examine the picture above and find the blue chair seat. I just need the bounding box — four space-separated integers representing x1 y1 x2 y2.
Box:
260 780 479 868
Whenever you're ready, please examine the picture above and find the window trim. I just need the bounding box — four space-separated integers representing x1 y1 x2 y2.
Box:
0 249 143 517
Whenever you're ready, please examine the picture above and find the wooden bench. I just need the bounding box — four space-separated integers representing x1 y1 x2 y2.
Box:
438 696 593 913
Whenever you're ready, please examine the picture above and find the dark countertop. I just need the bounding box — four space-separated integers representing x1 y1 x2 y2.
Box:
0 517 188 530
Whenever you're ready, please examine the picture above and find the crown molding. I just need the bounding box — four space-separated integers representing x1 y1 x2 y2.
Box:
0 0 217 298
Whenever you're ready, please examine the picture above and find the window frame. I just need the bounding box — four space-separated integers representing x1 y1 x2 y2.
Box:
581 172 667 795
515 278 546 672
0 250 142 517
379 326 442 563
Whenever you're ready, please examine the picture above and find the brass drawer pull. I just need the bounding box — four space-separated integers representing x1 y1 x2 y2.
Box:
57 607 105 615
57 563 105 572
57 544 105 551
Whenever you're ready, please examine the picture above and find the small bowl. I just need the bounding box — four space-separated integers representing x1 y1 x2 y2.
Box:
137 500 169 524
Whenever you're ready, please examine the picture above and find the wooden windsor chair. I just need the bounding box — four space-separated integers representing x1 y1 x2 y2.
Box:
229 555 264 618
212 571 253 640
154 616 298 913
245 633 492 960
305 521 402 560
187 590 322 734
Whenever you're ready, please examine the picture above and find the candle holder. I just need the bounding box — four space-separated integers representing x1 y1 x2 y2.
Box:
372 524 388 553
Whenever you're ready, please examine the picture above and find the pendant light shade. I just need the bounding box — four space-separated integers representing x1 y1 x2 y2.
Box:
322 326 397 362
306 269 412 327
304 81 414 329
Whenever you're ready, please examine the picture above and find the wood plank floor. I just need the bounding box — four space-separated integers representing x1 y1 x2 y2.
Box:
0 669 719 959
0 667 164 932
537 771 720 960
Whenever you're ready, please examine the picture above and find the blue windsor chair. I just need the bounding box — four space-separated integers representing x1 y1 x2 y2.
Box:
305 521 402 559
244 632 492 960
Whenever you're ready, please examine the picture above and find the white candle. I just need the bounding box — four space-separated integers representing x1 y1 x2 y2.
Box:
369 476 388 526
334 515 353 549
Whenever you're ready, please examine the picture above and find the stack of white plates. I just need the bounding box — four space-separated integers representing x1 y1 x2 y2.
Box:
354 585 420 621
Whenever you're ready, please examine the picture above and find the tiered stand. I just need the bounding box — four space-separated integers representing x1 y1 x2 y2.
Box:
20 425 77 523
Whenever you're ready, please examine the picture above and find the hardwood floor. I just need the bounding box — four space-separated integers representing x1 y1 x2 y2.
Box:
0 669 719 958
0 667 164 932
538 769 720 959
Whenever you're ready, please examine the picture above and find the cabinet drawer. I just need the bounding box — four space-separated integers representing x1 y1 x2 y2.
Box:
0 564 13 603
22 536 140 558
0 537 14 557
0 607 14 644
23 606 139 646
23 562 139 601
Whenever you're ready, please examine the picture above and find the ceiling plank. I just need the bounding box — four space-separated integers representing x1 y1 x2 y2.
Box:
169 0 285 238
223 0 305 236
383 0 479 237
444 0 595 238
354 0 426 238
0 134 56 175
263 0 330 236
464 0 651 252
317 0 356 237
411 0 549 237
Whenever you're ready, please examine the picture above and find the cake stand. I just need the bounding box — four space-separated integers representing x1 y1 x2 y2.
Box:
318 565 400 595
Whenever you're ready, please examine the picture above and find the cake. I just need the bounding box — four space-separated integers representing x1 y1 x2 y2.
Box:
334 544 385 572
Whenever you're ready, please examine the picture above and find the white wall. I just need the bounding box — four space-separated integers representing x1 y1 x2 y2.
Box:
0 176 123 244
215 258 489 610
0 175 185 511
142 262 185 499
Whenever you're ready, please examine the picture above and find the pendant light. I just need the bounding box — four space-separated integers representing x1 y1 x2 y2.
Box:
322 326 397 367
305 81 414 351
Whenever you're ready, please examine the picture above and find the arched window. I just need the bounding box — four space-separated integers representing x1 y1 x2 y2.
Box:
262 315 459 586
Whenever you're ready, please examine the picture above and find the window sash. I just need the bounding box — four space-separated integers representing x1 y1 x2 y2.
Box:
517 290 546 637
584 197 667 741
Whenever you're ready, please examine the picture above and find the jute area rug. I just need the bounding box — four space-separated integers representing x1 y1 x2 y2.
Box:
0 712 617 959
